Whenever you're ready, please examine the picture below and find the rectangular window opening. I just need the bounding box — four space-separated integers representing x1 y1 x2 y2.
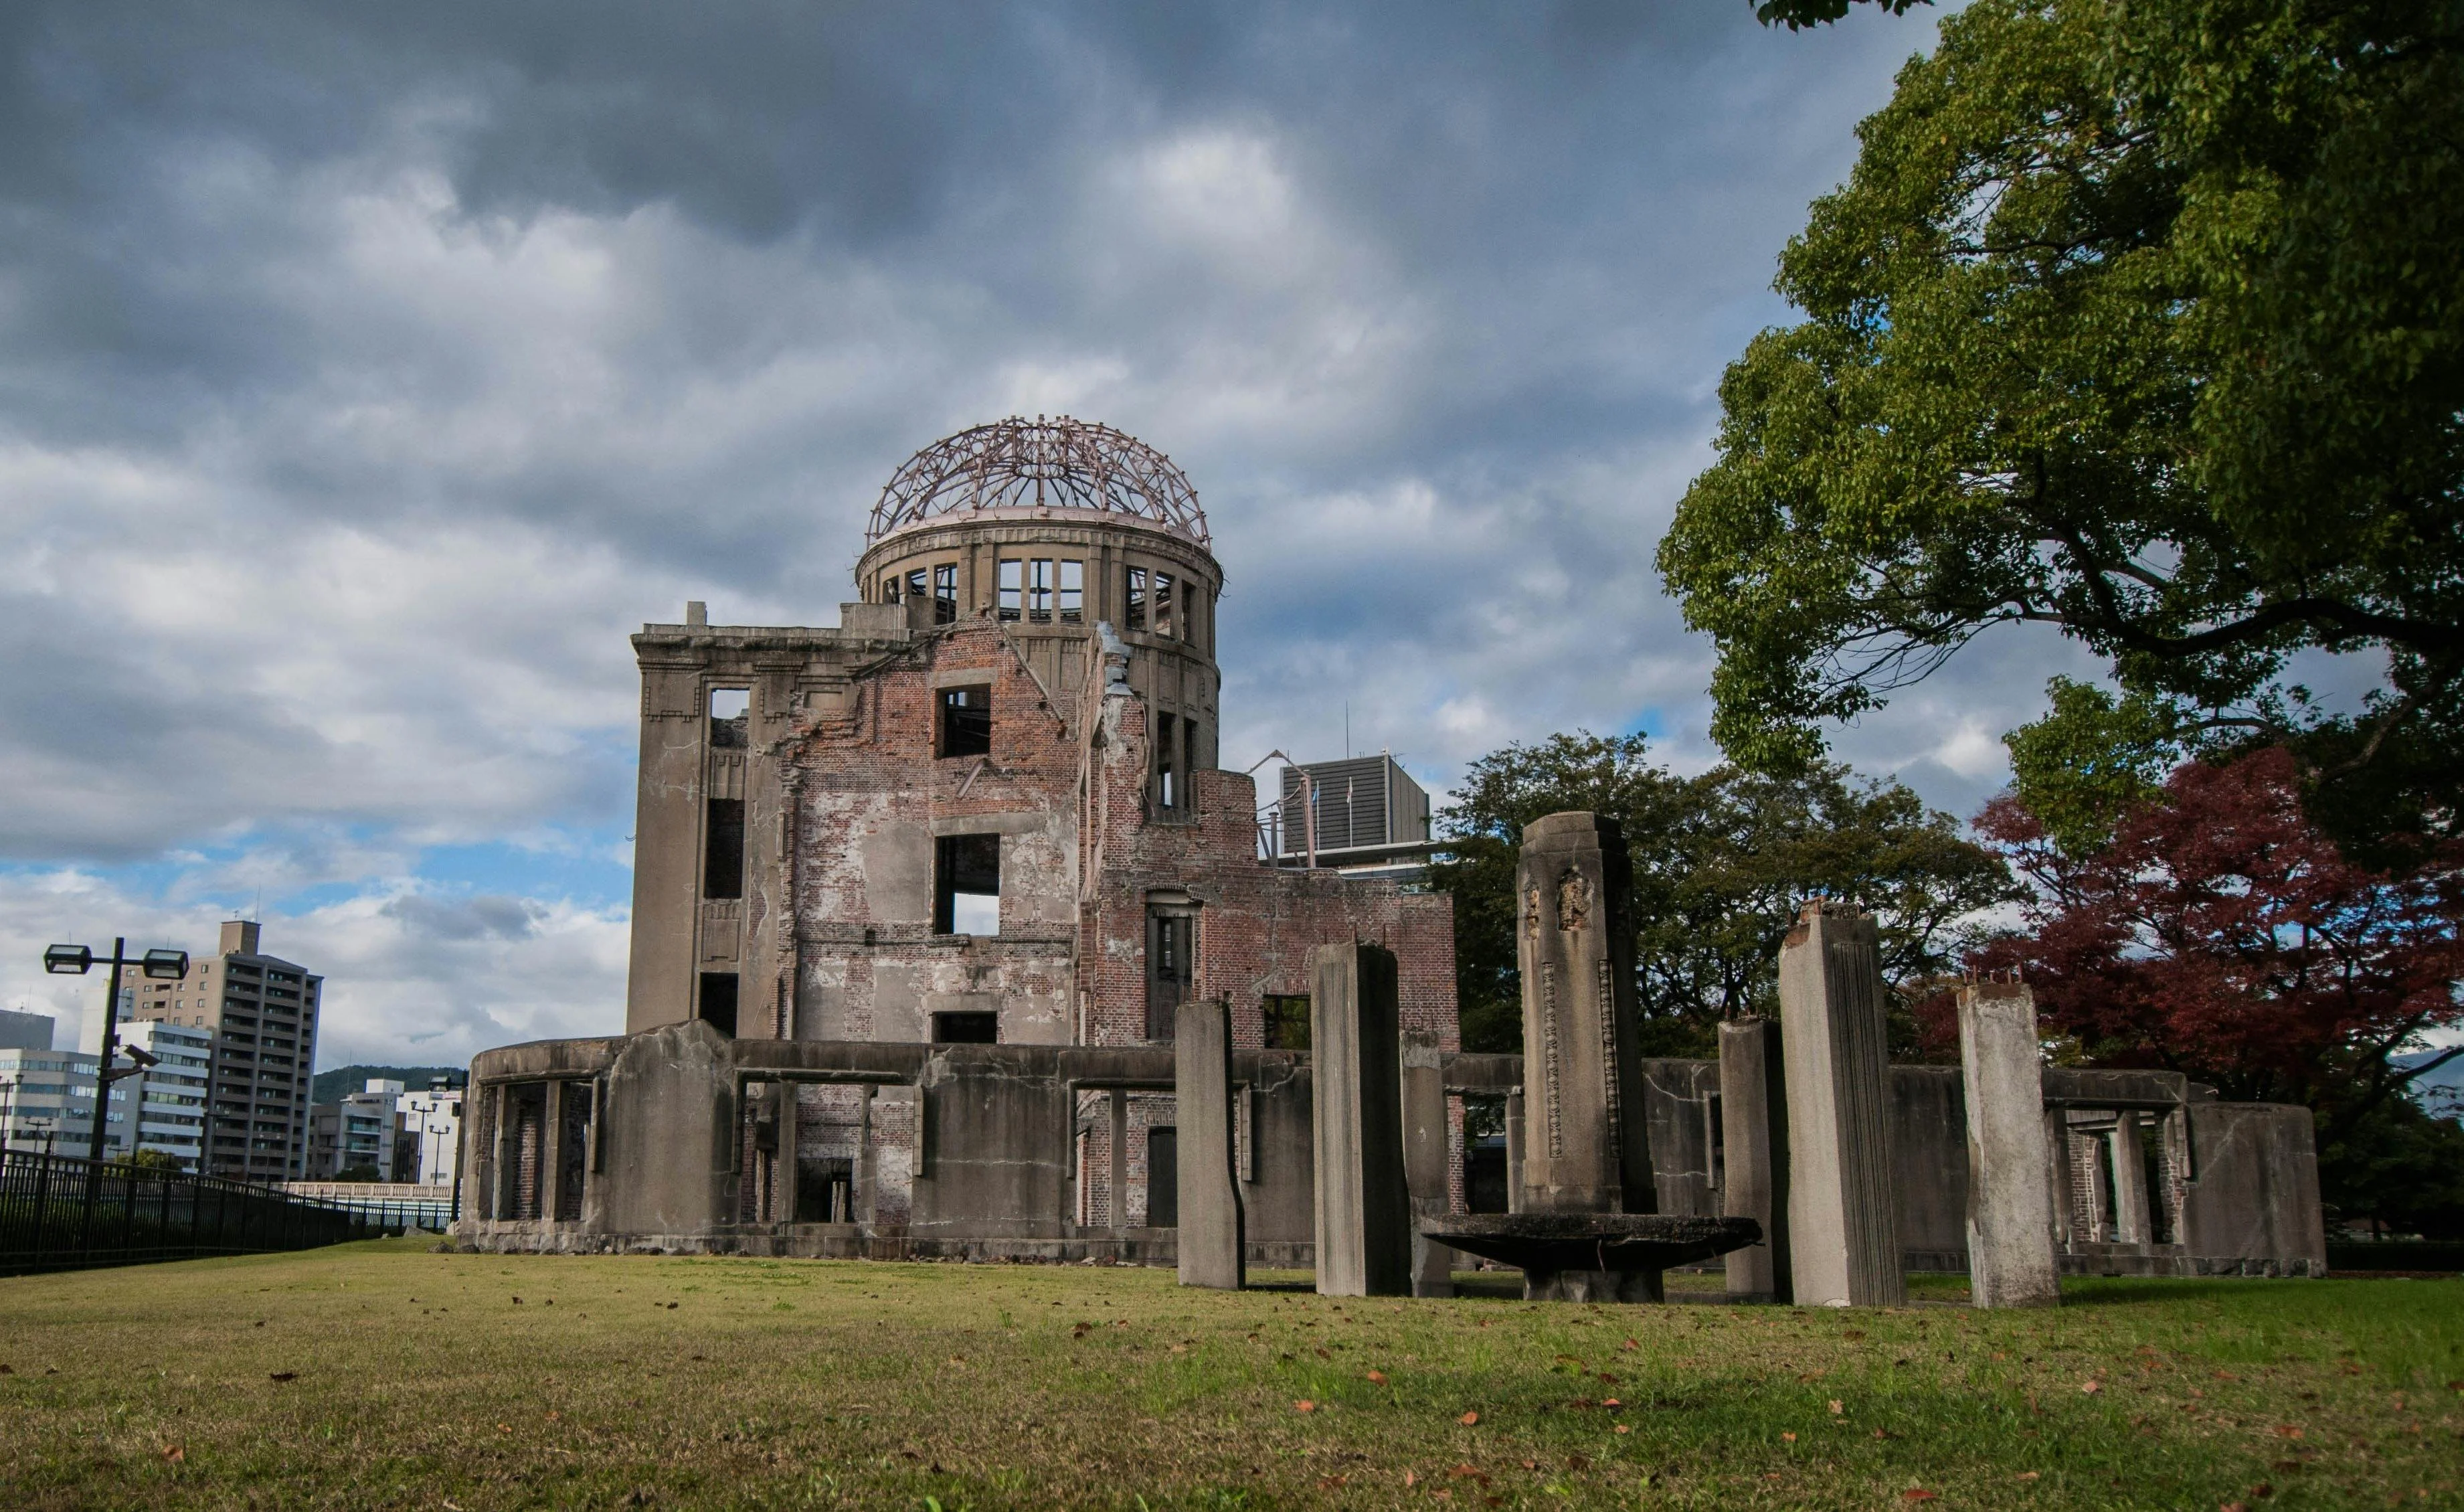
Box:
1156 712 1178 810
709 687 749 749
1028 558 1053 623
1145 911 1194 1041
1153 572 1176 639
703 798 745 899
905 568 928 606
939 685 992 758
697 973 739 1037
1058 560 1083 623
1146 1126 1178 1228
934 833 1002 936
932 1011 1000 1043
933 564 958 624
1125 567 1147 631
1261 994 1310 1051
998 560 1023 622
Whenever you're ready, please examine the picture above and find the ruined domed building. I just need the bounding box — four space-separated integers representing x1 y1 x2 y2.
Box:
460 418 1460 1256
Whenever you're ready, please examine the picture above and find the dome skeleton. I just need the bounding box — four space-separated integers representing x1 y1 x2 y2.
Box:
867 415 1210 547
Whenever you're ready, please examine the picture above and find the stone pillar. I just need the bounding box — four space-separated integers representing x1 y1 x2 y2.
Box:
1174 999 1244 1289
1308 942 1411 1297
1719 1017 1791 1303
1955 979 2060 1308
1114 1088 1128 1231
856 1084 878 1226
1513 811 1653 1214
491 1082 513 1222
1503 1090 1525 1213
1777 900 1905 1308
2109 1110 2151 1244
541 1082 567 1222
1401 1033 1454 1298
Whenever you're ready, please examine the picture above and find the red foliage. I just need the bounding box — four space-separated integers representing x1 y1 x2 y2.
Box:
1969 748 2464 1122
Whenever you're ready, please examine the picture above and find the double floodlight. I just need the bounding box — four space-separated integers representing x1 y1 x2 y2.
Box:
40 943 190 978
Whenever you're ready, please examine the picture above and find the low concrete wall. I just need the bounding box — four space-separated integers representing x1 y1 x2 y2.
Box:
452 1033 2325 1277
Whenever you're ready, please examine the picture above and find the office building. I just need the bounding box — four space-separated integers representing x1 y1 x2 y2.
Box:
126 920 323 1180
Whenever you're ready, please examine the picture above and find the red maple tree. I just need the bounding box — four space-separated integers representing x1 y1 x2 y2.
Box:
1965 748 2464 1136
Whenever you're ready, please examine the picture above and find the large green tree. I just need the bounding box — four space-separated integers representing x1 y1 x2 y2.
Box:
1664 0 2464 843
1427 733 2011 1056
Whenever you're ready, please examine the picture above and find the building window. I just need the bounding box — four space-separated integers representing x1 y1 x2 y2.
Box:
1155 713 1178 810
1153 572 1176 639
934 833 1001 936
703 799 745 900
697 973 738 1037
932 1011 999 1043
1058 560 1083 623
939 685 992 757
905 568 928 604
709 687 749 749
998 559 1023 621
933 564 958 624
1261 995 1310 1050
1146 911 1195 1040
1028 558 1053 622
1125 567 1146 631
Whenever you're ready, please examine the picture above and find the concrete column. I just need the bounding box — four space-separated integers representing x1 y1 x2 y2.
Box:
1777 900 1905 1307
2044 1108 2073 1249
1401 1033 1454 1298
1174 999 1244 1289
541 1082 567 1222
1513 812 1654 1213
775 1082 801 1226
2109 1110 2151 1244
1503 1090 1524 1213
856 1084 878 1226
1308 942 1411 1297
1108 1087 1130 1231
1954 979 2060 1307
490 1082 513 1222
1719 1016 1791 1303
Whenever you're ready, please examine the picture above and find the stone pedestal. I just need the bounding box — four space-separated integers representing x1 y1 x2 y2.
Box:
1514 811 1654 1215
1175 999 1245 1289
1955 979 2060 1307
1401 1033 1454 1298
1719 1016 1791 1303
1308 942 1412 1297
1777 901 1905 1307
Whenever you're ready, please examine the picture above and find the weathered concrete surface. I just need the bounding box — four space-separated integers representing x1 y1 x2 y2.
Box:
599 1020 735 1238
1175 999 1243 1289
1890 1066 1973 1271
1719 1017 1791 1303
2181 1102 2328 1276
1512 811 1653 1214
1956 980 2060 1308
1778 902 1905 1307
1309 942 1411 1297
1401 1033 1454 1298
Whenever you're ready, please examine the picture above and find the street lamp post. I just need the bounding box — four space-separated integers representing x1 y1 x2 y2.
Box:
43 937 187 1248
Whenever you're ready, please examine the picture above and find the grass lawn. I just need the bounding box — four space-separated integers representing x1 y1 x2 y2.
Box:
1 1240 2457 1510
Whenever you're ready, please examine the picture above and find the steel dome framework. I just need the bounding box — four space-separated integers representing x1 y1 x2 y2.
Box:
867 416 1209 546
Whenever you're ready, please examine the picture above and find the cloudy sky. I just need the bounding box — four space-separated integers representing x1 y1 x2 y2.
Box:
2 0 2115 1067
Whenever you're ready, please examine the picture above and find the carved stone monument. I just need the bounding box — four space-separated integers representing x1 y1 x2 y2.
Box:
1308 941 1413 1297
1777 900 1905 1307
1719 1015 1792 1303
1174 997 1245 1290
1955 976 2060 1308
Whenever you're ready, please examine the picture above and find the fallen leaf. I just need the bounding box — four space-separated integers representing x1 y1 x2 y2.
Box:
1782 1432 1797 1443
1843 1329 1866 1341
1294 1400 1316 1414
2272 1425 2303 1440
1315 1347 1332 1359
511 1296 521 1305
1621 1338 1638 1351
268 1372 297 1383
2214 1369 2237 1381
1520 1459 1538 1471
1904 1492 1939 1503
1366 1370 1389 1384
1315 1475 1346 1489
2016 1471 2040 1481
1404 1470 1417 1487
2249 1483 2273 1499
2222 1504 2248 1512
1459 1410 1480 1426
161 1444 185 1463
1566 1454 1589 1471
2081 1381 2103 1395
666 1303 678 1311
1828 1400 1844 1416
1613 1424 1630 1435
1601 1398 1622 1408
546 1411 561 1420
497 1423 511 1434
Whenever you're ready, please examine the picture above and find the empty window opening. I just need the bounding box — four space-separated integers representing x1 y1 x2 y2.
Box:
940 685 991 758
1028 558 1053 622
1058 560 1083 623
933 563 959 624
709 687 749 748
1125 566 1147 631
703 799 745 899
1156 712 1179 810
697 973 739 1037
1153 572 1176 639
904 568 928 605
1146 910 1195 1040
1261 994 1310 1050
795 1157 855 1223
998 559 1023 621
934 833 1002 936
1146 1126 1178 1228
933 1011 1000 1043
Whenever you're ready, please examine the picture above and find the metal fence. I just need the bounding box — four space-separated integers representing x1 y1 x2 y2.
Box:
0 1149 443 1276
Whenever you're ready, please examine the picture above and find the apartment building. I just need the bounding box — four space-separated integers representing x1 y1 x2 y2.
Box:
126 920 323 1180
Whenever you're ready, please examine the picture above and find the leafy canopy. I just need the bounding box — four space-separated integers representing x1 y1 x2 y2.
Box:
1666 0 2464 832
1427 732 2010 1056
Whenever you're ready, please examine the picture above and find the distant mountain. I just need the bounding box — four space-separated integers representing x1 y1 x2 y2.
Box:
311 1064 466 1105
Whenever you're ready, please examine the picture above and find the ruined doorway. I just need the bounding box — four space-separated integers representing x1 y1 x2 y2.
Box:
1146 1126 1177 1228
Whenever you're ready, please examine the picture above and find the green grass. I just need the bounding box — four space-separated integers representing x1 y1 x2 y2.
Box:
1 1240 2458 1509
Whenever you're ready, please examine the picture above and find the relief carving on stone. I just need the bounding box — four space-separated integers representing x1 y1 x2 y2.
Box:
1597 956 1621 1156
1556 868 1591 932
1540 962 1564 1159
1523 881 1544 940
